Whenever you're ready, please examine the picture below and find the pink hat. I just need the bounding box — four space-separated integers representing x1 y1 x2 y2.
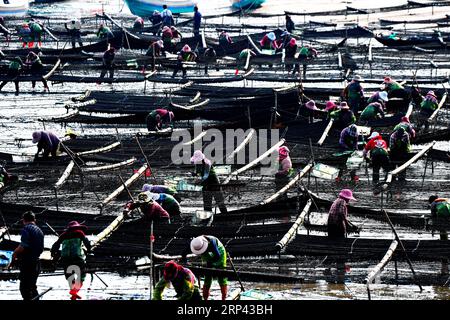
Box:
401 116 410 123
305 100 317 110
66 221 87 231
190 150 205 163
383 77 392 83
162 26 170 32
169 111 174 121
325 101 337 111
339 189 356 201
279 146 290 157
182 44 191 52
427 90 437 98
32 131 41 144
340 101 349 110
289 38 297 46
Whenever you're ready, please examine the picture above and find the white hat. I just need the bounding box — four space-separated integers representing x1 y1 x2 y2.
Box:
190 150 205 164
190 236 208 255
379 91 388 102
147 192 160 201
353 75 364 82
368 131 379 140
267 32 276 41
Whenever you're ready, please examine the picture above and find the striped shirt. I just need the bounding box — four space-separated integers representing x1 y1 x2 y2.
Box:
327 197 348 232
20 223 44 261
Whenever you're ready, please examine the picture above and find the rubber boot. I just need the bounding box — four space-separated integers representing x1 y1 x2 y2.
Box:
220 285 227 301
202 285 210 300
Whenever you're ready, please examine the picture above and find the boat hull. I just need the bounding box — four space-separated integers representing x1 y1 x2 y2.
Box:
124 0 195 16
0 0 28 15
232 0 265 9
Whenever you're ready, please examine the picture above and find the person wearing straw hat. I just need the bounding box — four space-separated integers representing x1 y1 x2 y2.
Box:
343 75 364 114
191 150 227 214
275 146 295 197
259 31 279 50
359 101 385 122
363 132 390 184
367 90 389 108
393 116 415 140
142 183 180 202
330 101 356 130
172 44 197 78
418 90 438 131
64 128 78 140
327 189 358 238
189 235 228 300
153 260 202 300
123 191 170 223
325 100 338 115
32 130 61 161
146 108 174 132
389 127 411 183
51 221 91 300
284 37 298 73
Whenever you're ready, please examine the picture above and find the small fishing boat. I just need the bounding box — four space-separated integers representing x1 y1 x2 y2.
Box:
0 0 28 15
232 0 266 10
124 0 195 17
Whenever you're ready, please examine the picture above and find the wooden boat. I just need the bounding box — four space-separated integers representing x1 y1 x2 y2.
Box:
375 33 450 49
124 0 195 17
301 25 373 38
0 0 28 16
232 0 266 9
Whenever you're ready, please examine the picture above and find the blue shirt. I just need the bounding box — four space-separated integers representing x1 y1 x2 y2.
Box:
20 223 44 261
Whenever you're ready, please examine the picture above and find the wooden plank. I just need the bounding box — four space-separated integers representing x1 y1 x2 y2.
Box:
77 141 120 156
54 160 75 190
100 163 148 207
224 138 286 184
40 109 79 122
247 35 262 55
276 199 312 250
82 158 136 173
170 98 209 110
428 92 448 122
366 240 398 285
317 119 334 146
65 99 97 109
261 163 313 205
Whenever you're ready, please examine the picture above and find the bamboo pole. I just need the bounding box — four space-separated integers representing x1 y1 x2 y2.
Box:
365 239 398 300
82 158 136 173
170 98 210 110
54 160 75 190
225 129 255 162
223 138 285 184
42 59 61 80
382 141 436 191
182 131 207 146
383 210 423 292
317 119 334 146
276 199 312 251
90 214 126 250
135 135 157 184
246 35 262 55
261 163 313 205
76 141 120 156
65 99 97 109
428 92 448 122
100 163 148 207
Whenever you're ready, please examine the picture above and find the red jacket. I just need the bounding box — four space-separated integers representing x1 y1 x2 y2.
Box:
126 201 170 221
363 136 388 157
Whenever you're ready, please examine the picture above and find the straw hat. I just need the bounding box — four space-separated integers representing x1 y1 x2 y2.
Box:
190 150 205 164
339 189 356 201
379 91 389 102
325 101 337 111
32 131 41 144
65 221 87 231
182 44 191 52
137 191 152 203
352 75 364 82
267 32 276 41
190 236 208 255
305 100 317 110
340 101 349 110
426 90 437 98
